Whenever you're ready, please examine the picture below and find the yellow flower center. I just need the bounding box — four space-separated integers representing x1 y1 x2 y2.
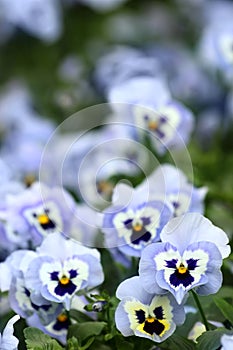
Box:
97 181 113 195
133 223 143 232
148 121 158 131
60 275 70 285
178 263 187 274
146 317 156 323
38 214 50 225
57 313 68 322
24 174 36 187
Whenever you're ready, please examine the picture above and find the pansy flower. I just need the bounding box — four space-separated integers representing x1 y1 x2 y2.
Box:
25 233 104 309
133 100 193 153
0 315 20 350
108 76 194 154
2 182 77 246
27 294 95 344
139 213 230 304
115 276 185 342
139 164 207 217
28 311 70 345
102 183 173 256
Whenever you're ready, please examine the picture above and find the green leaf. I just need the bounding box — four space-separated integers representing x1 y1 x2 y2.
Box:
67 322 107 344
160 334 196 350
79 337 95 350
67 337 79 350
196 328 233 350
115 338 134 350
213 297 233 325
69 309 93 323
24 327 63 350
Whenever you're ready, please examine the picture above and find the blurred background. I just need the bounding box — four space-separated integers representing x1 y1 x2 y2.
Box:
0 0 233 233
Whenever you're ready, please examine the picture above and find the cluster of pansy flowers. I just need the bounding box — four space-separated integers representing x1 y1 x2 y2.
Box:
0 3 233 347
99 166 231 342
0 76 231 347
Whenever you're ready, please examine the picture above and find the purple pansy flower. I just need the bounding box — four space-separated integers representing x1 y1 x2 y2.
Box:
25 233 104 309
2 182 77 246
139 213 230 304
102 183 173 256
115 276 185 342
0 315 20 350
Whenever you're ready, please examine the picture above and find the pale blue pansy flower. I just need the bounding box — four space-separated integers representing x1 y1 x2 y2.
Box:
101 183 173 257
139 213 230 304
1 182 77 246
25 233 104 310
115 276 185 342
108 76 194 154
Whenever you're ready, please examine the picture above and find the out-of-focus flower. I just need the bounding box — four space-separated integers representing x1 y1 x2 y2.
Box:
148 45 221 106
139 213 230 304
139 164 208 217
0 82 55 183
221 334 233 350
94 46 159 94
0 315 20 350
76 123 149 207
108 76 194 154
101 183 173 256
115 276 185 342
198 0 233 82
0 0 62 42
78 0 128 12
25 232 104 309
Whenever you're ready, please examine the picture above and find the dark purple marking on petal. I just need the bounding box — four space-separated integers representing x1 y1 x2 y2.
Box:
187 259 199 270
159 115 167 124
153 306 164 320
131 229 151 245
31 301 51 312
135 309 146 324
165 259 178 269
24 287 31 298
54 280 77 296
50 271 59 281
172 201 180 209
142 217 151 226
143 319 165 336
169 270 194 288
40 219 56 231
156 129 165 139
69 269 78 279
124 218 133 229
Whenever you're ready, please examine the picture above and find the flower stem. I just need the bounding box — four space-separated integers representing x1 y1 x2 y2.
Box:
191 290 209 331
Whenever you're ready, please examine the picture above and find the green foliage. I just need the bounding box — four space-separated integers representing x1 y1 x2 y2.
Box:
23 328 63 350
196 328 233 350
67 321 107 344
213 297 233 325
160 334 196 350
